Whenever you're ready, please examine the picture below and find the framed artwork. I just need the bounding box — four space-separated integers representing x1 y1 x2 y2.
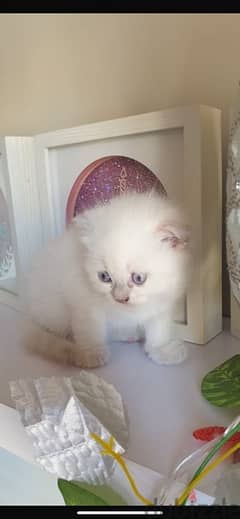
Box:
0 137 43 310
0 105 222 344
0 172 16 294
226 97 240 340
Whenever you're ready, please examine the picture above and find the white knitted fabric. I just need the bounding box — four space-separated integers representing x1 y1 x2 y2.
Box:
10 372 128 484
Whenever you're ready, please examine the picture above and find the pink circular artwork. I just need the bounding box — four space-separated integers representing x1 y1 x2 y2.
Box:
66 155 167 224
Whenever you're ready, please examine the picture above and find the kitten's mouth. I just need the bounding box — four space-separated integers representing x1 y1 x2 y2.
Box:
114 297 130 305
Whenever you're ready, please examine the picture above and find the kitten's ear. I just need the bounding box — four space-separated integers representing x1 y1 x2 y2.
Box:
156 222 190 249
71 214 90 247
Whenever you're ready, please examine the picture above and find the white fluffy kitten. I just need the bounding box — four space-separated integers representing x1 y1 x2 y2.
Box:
23 192 191 368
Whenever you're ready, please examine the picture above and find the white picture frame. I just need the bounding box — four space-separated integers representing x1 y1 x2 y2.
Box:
0 105 222 344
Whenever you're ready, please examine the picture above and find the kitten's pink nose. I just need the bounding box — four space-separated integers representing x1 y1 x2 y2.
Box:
115 296 129 304
112 284 130 304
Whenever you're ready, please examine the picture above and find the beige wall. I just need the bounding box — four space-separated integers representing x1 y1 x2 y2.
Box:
1 13 239 315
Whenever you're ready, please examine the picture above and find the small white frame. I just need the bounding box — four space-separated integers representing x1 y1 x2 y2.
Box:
0 105 222 343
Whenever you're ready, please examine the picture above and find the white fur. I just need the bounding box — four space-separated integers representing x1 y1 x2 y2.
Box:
22 192 191 367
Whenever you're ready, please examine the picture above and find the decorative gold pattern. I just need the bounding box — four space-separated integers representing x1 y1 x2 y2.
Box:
119 167 128 193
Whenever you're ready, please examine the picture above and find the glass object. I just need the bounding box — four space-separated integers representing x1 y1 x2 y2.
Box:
156 438 221 505
214 464 240 505
155 425 240 506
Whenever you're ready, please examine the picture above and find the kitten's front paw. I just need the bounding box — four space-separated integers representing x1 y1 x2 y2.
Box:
145 339 187 366
70 347 110 368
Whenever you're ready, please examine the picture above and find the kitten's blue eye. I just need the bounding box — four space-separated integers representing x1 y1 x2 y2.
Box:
131 272 147 285
98 271 112 283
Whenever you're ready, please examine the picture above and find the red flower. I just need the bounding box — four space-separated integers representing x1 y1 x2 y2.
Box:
193 427 240 456
193 426 225 442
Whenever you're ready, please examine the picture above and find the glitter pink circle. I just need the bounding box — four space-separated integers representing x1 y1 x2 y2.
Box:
66 155 167 224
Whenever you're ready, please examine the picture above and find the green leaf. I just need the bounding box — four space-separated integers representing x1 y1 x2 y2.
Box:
57 479 128 506
75 482 128 505
58 479 108 506
201 355 240 407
